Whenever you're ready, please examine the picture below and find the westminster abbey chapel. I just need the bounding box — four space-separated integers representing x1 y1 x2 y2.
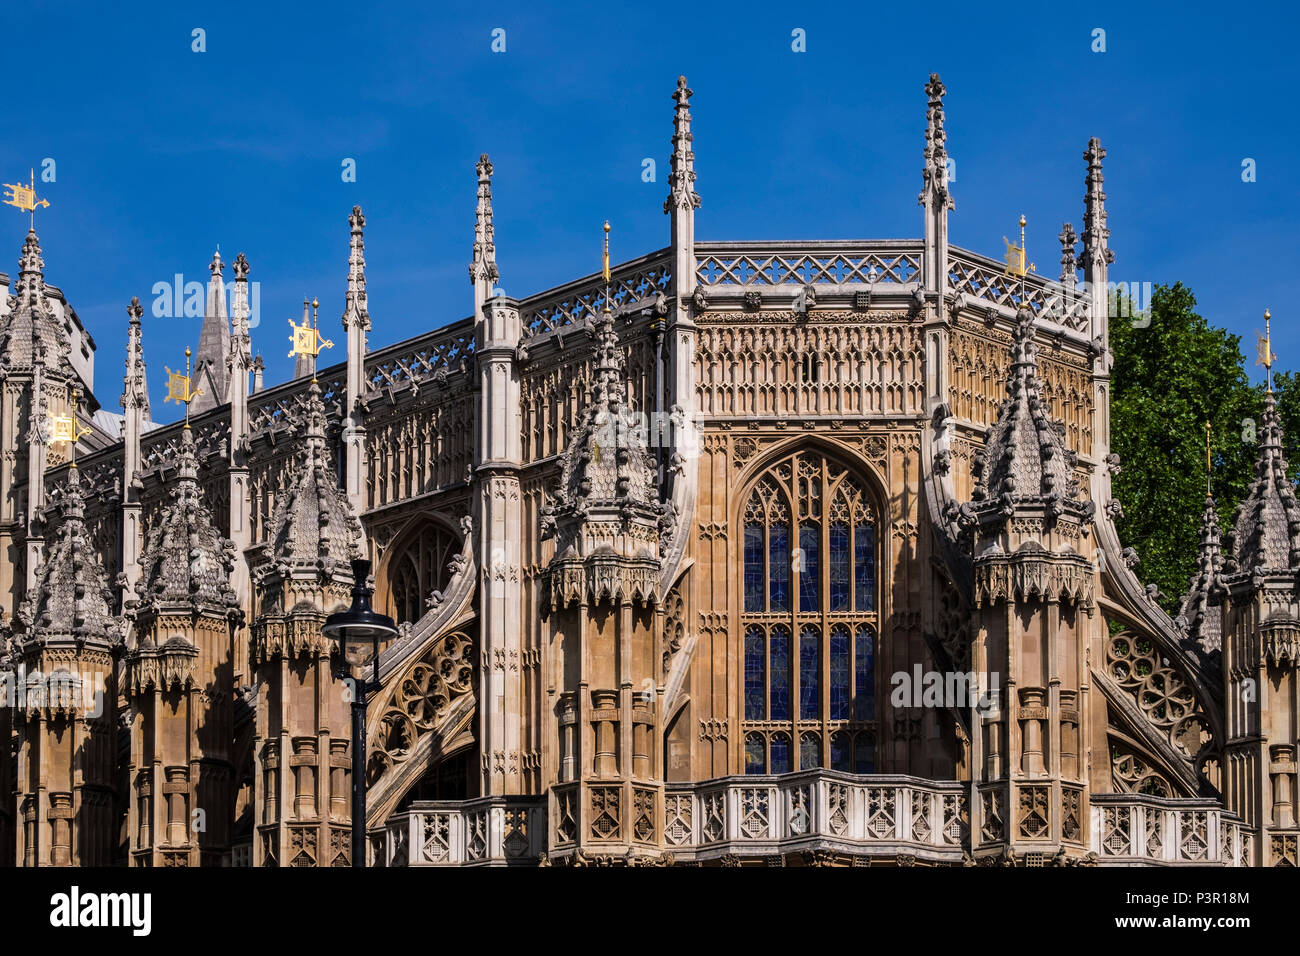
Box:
0 74 1292 867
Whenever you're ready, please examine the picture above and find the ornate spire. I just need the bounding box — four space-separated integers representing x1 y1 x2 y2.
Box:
14 464 118 647
1058 222 1078 288
968 307 1091 528
469 159 499 286
15 229 45 302
262 378 362 575
230 253 252 369
344 206 371 330
1082 138 1113 271
121 296 149 416
664 76 700 214
192 250 230 412
1223 388 1300 579
133 425 239 616
5 229 66 365
1177 493 1225 653
919 73 953 211
543 224 666 608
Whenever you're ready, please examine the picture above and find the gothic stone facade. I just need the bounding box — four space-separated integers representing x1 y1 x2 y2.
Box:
0 75 1287 867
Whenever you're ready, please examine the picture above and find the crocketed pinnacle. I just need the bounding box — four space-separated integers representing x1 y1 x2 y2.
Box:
918 73 953 210
192 249 229 413
664 76 700 214
230 252 253 368
1177 494 1224 653
121 297 149 415
969 306 1087 525
134 425 239 614
15 464 118 647
4 229 67 365
1224 389 1300 577
264 378 362 571
344 206 370 329
469 158 499 285
553 309 657 515
1082 138 1114 269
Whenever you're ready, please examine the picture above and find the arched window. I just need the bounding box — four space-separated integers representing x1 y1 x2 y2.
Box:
741 450 878 774
384 522 461 626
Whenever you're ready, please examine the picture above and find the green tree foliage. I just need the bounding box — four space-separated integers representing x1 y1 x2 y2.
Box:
1270 370 1300 477
1108 283 1262 612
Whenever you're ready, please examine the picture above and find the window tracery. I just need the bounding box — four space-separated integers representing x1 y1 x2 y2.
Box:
385 522 460 625
741 450 878 774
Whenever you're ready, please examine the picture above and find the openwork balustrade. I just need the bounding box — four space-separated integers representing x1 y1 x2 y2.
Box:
695 241 922 292
377 772 969 865
663 771 966 862
374 797 546 866
1090 794 1251 866
521 249 673 338
947 250 1092 334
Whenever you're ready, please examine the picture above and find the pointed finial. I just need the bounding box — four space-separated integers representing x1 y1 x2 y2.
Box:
344 206 370 330
1058 222 1078 286
122 296 149 416
602 219 611 282
470 155 499 286
665 76 701 214
1083 137 1114 268
209 249 224 276
920 73 953 210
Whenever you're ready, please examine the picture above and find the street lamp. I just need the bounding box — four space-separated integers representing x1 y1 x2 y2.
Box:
323 558 398 867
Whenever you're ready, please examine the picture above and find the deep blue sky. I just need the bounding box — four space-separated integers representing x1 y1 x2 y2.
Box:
5 1 1296 421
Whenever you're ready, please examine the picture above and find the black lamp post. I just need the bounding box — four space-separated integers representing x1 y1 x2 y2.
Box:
323 558 398 868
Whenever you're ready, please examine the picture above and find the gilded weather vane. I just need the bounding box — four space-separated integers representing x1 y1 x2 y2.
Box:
50 386 92 466
289 296 332 375
164 346 202 424
1256 308 1276 392
1003 214 1035 279
3 169 51 229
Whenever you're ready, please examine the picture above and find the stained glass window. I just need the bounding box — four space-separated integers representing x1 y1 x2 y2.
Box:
744 523 764 612
800 732 820 770
830 626 850 720
800 626 820 719
739 451 879 777
829 522 850 612
769 524 790 612
799 523 819 612
770 733 791 774
831 732 851 772
855 625 875 721
854 733 875 774
770 626 791 721
855 525 875 612
744 625 765 720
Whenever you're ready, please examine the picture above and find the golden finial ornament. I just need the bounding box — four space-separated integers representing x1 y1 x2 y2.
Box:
164 346 202 426
3 169 50 229
289 296 333 369
601 220 613 315
1256 308 1277 392
1003 214 1036 279
50 385 91 466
